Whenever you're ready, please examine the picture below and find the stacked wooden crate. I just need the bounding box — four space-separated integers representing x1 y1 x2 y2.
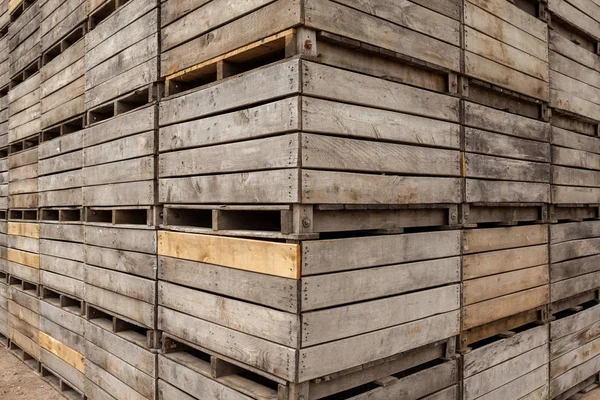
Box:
0 0 8 346
157 1 461 399
37 0 86 214
548 0 600 208
6 0 41 370
82 0 160 398
36 0 87 395
546 1 600 397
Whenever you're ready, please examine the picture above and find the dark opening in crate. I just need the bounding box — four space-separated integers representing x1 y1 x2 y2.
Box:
42 26 85 66
88 0 132 31
41 116 86 143
87 304 156 349
41 365 84 400
8 339 39 371
165 30 295 97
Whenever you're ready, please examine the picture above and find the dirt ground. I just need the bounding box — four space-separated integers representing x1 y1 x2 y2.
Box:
0 346 63 400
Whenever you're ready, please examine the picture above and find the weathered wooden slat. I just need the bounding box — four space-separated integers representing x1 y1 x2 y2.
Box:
462 286 549 330
464 346 548 400
159 306 296 381
302 256 460 311
158 231 300 279
464 225 547 254
302 230 460 275
158 256 297 313
298 310 459 381
463 325 548 377
302 284 460 346
159 281 298 347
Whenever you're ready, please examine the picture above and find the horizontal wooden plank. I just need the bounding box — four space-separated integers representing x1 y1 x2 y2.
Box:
302 170 461 204
302 256 460 311
298 310 459 381
159 281 298 347
466 179 550 203
304 0 460 70
159 307 296 381
464 345 548 400
158 231 300 279
302 230 460 276
464 324 548 377
159 169 300 204
463 225 548 254
464 265 549 305
158 256 297 313
462 286 549 330
39 331 85 373
302 284 460 346
463 245 548 279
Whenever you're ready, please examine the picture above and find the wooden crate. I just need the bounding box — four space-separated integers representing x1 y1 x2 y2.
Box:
38 125 83 208
7 221 39 293
83 104 157 209
159 58 461 208
461 224 550 347
158 228 460 393
550 221 600 312
550 302 600 399
462 324 549 400
84 321 157 400
162 0 459 89
551 114 600 206
463 0 549 102
39 34 85 131
8 0 40 82
85 0 159 112
39 222 84 309
39 300 86 398
84 225 157 330
7 284 40 370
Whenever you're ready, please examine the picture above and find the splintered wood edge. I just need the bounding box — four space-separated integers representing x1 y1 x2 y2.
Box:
157 230 301 279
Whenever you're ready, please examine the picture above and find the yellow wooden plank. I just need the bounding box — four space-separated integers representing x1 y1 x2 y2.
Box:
8 222 40 238
158 231 301 279
39 332 85 373
7 248 39 269
8 0 22 13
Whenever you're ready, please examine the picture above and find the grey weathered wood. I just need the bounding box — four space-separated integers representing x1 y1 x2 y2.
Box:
86 340 154 399
84 105 156 147
158 256 297 313
86 245 156 279
298 311 459 381
158 355 253 400
85 264 155 303
85 360 148 400
40 349 85 392
159 306 296 381
159 281 298 347
85 322 156 377
40 316 85 354
86 285 155 328
302 256 460 311
84 226 156 254
302 230 460 275
303 284 459 347
464 346 548 400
